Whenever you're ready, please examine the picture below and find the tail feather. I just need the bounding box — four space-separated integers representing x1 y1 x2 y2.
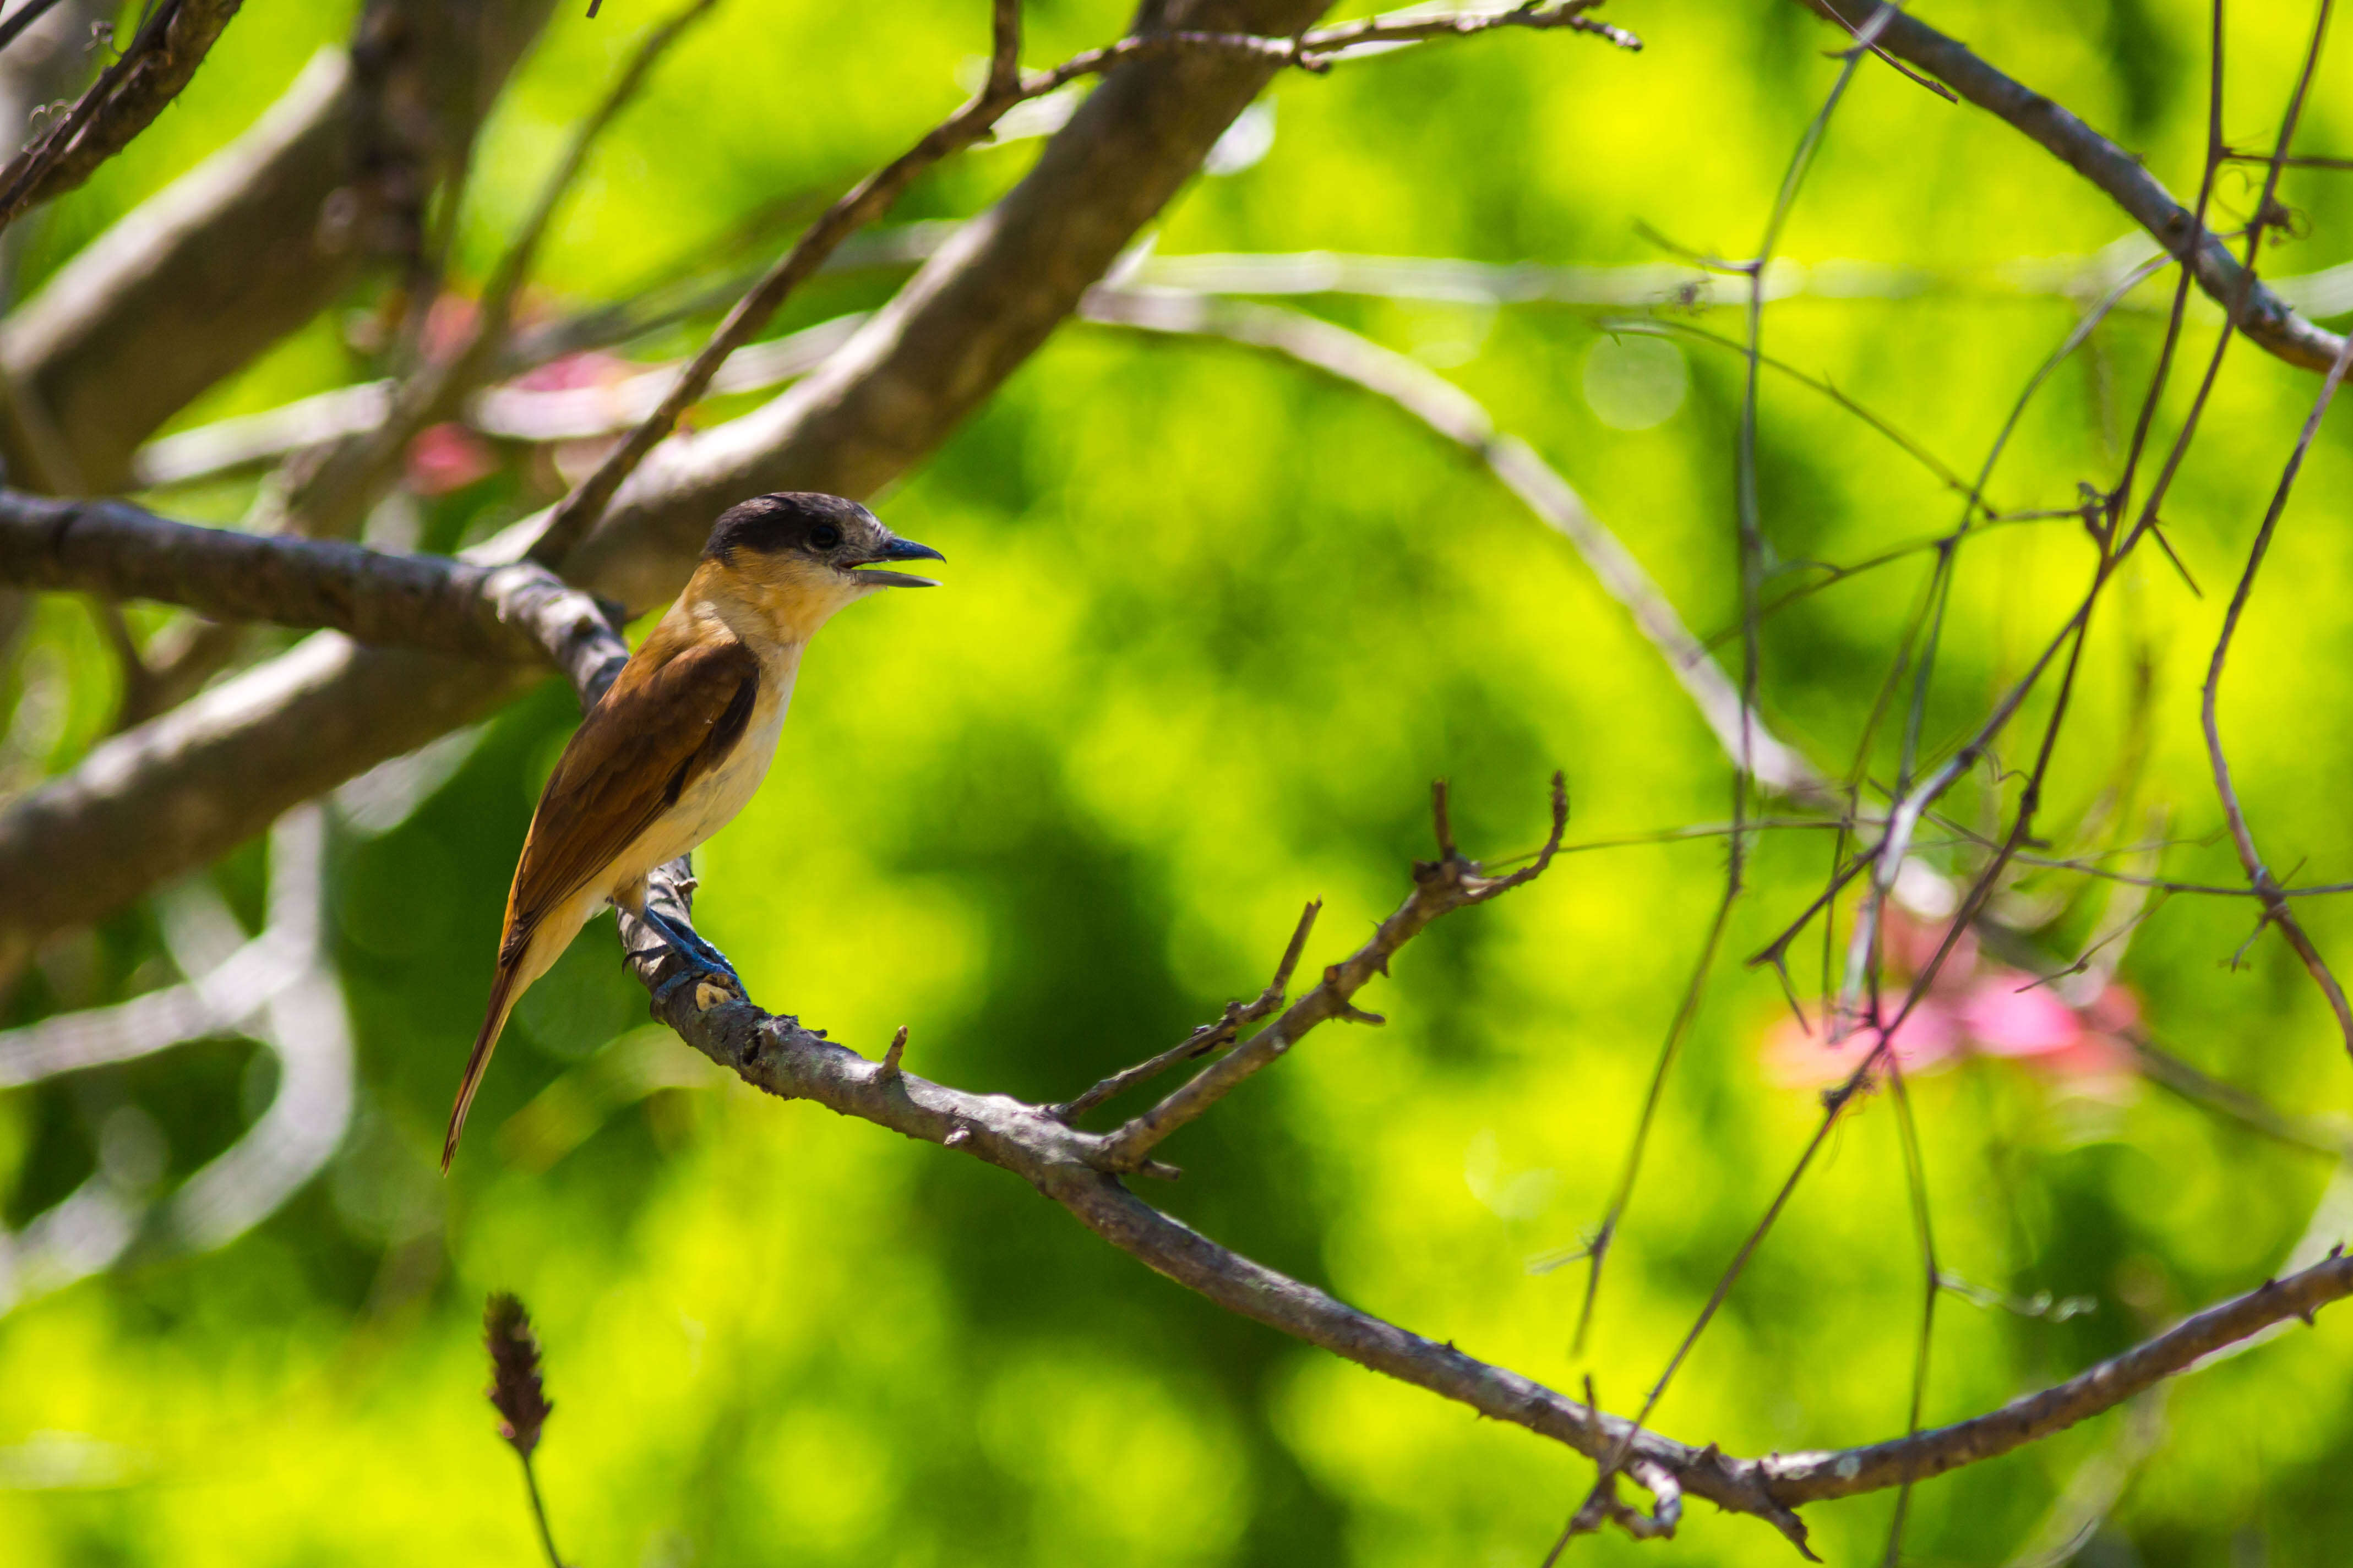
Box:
444 961 524 1173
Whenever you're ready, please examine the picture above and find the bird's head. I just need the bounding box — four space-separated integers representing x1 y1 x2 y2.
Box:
695 492 944 642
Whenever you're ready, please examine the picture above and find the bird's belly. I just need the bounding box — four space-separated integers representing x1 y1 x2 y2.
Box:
609 687 789 891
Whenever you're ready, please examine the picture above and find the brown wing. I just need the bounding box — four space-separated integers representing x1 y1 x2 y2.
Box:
500 630 761 949
444 625 758 1166
446 631 759 1170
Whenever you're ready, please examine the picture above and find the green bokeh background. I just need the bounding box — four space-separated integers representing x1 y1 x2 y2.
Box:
4 1 2353 1562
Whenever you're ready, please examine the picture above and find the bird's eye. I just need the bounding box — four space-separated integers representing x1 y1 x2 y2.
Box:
810 524 842 551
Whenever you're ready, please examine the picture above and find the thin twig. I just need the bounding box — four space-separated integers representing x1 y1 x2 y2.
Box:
2200 326 2353 1058
1091 774 1568 1173
1050 901 1319 1123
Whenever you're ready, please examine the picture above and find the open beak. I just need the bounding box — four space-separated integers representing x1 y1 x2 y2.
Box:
846 533 945 589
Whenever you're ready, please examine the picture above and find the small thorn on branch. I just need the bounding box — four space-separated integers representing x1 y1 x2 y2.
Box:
1432 777 1458 860
879 1024 908 1081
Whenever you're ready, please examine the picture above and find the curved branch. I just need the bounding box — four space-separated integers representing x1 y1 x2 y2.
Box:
1798 0 2346 373
1081 286 1833 803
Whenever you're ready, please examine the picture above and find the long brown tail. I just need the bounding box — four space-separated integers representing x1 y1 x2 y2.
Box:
444 960 524 1172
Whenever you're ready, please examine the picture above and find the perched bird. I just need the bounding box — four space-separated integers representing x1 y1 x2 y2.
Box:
443 492 943 1170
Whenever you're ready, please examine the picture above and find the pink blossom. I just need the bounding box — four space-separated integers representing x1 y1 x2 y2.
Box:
1956 975 2081 1057
1762 999 1962 1088
511 349 632 393
407 423 498 495
1759 910 2150 1090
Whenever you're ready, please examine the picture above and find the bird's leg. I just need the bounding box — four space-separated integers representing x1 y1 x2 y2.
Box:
634 905 744 1007
642 905 738 982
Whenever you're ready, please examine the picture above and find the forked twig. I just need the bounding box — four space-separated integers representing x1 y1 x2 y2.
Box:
2201 328 2353 1058
1050 900 1320 1123
1090 773 1568 1174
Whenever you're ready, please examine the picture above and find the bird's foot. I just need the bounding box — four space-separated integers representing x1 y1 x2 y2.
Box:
639 908 745 1012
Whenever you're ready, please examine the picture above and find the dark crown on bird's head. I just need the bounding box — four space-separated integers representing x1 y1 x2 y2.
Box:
702 492 881 564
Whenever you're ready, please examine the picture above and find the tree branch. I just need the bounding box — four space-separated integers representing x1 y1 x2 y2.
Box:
0 489 624 680
1798 0 2346 374
0 0 555 493
0 0 245 234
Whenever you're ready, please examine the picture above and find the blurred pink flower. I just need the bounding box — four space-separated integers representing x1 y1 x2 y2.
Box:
511 349 631 392
408 422 498 494
1762 999 1961 1088
1956 975 2079 1057
1762 910 2146 1091
423 292 481 363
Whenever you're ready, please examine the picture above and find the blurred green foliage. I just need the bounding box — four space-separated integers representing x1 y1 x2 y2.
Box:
3 0 2353 1562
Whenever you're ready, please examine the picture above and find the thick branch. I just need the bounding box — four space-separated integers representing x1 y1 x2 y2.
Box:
0 489 621 676
0 0 554 493
1799 0 2346 374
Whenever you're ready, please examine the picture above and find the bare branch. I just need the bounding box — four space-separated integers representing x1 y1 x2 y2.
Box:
1091 774 1567 1172
0 0 244 234
0 489 622 677
1797 0 2346 374
595 831 2353 1553
1050 900 1319 1123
